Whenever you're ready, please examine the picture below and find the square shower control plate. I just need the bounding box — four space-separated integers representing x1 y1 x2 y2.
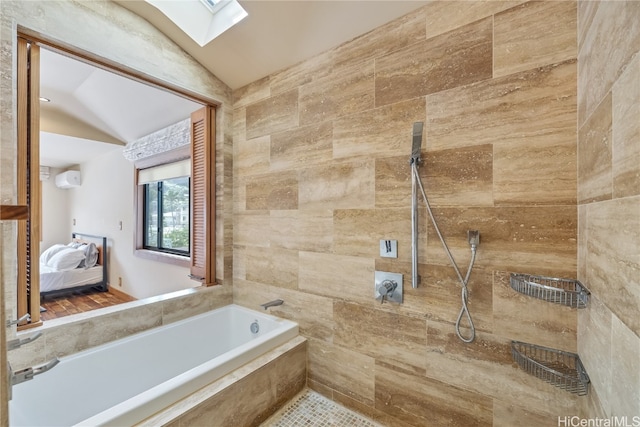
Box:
374 271 403 304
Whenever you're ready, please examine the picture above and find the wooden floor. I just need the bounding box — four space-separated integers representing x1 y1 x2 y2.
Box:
40 288 136 321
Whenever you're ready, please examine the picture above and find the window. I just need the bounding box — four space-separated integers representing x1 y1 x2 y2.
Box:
143 175 190 256
133 106 215 286
145 0 247 47
137 156 191 259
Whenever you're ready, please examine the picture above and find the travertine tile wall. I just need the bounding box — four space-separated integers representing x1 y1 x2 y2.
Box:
233 1 584 425
577 0 640 420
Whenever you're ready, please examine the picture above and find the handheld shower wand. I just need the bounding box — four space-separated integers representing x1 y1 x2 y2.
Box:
409 122 479 343
410 122 423 289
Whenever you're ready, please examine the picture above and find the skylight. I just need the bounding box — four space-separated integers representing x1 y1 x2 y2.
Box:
146 0 248 47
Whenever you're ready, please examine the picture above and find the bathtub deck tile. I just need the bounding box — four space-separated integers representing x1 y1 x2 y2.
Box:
262 389 383 427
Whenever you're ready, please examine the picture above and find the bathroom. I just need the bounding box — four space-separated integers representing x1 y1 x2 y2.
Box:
1 0 639 426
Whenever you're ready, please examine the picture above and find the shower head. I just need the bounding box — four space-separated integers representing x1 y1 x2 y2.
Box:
410 122 423 164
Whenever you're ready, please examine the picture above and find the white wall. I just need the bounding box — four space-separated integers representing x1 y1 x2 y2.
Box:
68 148 197 299
41 167 71 252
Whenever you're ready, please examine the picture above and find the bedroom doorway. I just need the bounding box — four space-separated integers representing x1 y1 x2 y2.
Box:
17 35 216 328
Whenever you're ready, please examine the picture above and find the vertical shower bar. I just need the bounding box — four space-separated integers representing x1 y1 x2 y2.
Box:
411 164 419 288
410 122 423 289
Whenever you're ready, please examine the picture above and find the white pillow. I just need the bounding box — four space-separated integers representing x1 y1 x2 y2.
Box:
47 247 86 271
78 243 99 269
40 244 68 266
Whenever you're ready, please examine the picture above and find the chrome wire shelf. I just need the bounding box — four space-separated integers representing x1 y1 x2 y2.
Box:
510 273 589 308
512 341 590 396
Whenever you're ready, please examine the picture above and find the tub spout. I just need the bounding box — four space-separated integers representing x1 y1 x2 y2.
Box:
260 299 284 310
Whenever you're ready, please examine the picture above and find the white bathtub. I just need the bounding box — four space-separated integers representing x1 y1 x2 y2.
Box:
9 304 298 427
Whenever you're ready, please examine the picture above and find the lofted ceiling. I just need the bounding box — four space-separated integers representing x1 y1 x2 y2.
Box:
40 0 428 169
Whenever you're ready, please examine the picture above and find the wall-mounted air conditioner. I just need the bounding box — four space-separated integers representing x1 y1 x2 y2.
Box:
55 170 81 189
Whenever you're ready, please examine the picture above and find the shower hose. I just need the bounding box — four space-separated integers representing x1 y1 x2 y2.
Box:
412 163 476 343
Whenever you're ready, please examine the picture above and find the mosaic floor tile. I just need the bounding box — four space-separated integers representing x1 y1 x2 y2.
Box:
262 389 383 427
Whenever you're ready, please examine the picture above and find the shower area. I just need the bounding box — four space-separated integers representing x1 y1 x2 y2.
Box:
233 1 639 425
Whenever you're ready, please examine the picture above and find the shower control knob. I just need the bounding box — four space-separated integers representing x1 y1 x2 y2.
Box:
377 280 397 304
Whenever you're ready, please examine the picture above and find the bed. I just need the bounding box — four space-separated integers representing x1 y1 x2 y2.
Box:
40 233 108 298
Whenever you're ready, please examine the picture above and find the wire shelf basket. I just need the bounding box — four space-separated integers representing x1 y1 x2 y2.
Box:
510 273 589 308
512 341 590 396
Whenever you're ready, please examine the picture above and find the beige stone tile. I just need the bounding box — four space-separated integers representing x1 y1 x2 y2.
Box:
234 135 271 179
612 54 640 198
492 400 560 426
585 196 640 336
307 378 334 399
427 59 577 151
333 208 427 261
331 6 426 70
424 206 577 275
375 362 493 426
175 340 305 427
422 144 494 207
422 264 494 334
232 106 246 149
298 59 375 126
493 270 577 352
332 390 415 427
427 318 512 368
425 320 583 416
582 385 608 420
44 303 163 359
494 1 577 78
245 170 298 211
272 340 307 409
334 301 427 374
8 330 46 371
494 136 577 206
375 17 492 107
245 246 298 290
578 204 588 281
245 89 298 139
374 155 412 209
332 98 425 160
270 209 333 252
233 244 247 281
299 159 375 210
610 315 640 418
233 178 247 213
270 49 334 97
233 280 334 342
422 0 527 40
308 339 375 406
232 75 270 109
577 0 599 52
298 251 374 304
577 1 640 127
578 92 612 203
234 212 270 247
270 122 333 172
160 288 220 325
578 295 612 416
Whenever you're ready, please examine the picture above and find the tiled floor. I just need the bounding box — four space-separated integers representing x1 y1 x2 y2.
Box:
262 389 383 427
